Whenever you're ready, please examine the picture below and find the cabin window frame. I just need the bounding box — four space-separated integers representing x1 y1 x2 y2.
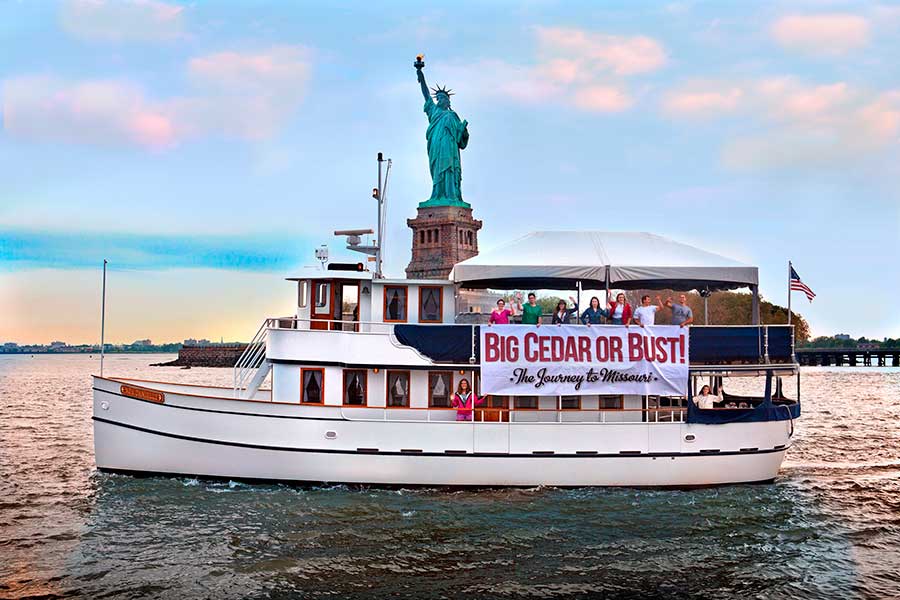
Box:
313 281 332 317
382 285 408 323
342 369 368 406
560 395 581 410
300 368 325 404
599 395 624 410
298 280 309 309
428 371 454 408
418 285 444 323
386 370 411 408
513 396 539 410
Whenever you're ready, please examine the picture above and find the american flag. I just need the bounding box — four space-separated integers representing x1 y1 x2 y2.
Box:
790 265 816 302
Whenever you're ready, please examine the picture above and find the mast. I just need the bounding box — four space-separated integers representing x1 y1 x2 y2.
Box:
100 259 107 377
376 152 383 278
336 153 391 277
787 260 792 325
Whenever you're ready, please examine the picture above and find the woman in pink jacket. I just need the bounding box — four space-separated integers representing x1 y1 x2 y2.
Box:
451 378 484 421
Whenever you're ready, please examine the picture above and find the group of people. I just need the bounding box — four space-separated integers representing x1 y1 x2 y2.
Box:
489 292 695 328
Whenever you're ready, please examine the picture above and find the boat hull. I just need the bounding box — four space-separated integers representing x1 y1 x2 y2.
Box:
93 378 792 488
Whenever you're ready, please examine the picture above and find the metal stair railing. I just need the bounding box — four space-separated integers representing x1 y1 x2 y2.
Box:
233 319 270 396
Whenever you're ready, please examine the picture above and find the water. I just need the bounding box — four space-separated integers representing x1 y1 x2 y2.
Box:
1 355 898 599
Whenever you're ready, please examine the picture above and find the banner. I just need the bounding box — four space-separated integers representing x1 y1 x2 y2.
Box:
480 325 689 397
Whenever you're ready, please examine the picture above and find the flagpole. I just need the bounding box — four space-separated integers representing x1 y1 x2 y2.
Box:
787 260 792 326
100 259 107 377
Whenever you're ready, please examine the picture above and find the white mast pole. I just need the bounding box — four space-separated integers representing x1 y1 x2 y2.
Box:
100 259 107 377
787 260 792 326
375 153 384 278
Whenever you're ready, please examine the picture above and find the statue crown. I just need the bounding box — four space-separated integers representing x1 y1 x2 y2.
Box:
431 84 454 98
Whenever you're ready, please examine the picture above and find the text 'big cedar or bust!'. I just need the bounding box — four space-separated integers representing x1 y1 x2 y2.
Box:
482 332 687 364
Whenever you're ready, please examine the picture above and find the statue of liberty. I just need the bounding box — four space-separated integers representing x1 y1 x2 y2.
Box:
415 55 470 208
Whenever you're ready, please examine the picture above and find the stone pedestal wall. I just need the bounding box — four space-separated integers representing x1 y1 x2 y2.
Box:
406 205 482 279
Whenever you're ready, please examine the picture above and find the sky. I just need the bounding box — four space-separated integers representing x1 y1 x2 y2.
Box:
1 0 899 344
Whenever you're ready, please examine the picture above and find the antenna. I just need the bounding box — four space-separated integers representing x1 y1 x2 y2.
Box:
315 245 329 270
335 153 391 278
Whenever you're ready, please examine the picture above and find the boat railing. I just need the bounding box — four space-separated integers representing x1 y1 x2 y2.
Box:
264 317 796 367
337 405 688 424
233 320 270 395
263 316 445 335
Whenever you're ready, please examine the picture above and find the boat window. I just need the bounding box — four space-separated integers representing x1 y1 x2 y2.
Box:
298 280 309 308
342 370 367 406
514 396 538 410
387 371 410 407
314 282 331 315
428 371 453 407
301 368 324 404
599 395 623 410
383 285 408 322
419 286 443 323
646 395 687 422
560 396 580 410
485 395 507 408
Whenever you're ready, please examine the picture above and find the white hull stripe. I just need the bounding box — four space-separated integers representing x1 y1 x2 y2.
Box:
93 416 789 458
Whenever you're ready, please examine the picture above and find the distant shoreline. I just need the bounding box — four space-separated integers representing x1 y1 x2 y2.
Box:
0 350 180 355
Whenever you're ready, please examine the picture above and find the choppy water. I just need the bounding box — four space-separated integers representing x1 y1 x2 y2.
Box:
1 355 898 599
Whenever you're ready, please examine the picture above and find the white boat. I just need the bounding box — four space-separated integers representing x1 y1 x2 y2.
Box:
92 231 800 487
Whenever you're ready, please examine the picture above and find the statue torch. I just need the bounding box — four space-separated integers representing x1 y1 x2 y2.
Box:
414 54 425 70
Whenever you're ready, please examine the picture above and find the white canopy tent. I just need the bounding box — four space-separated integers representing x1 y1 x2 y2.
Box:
450 231 761 323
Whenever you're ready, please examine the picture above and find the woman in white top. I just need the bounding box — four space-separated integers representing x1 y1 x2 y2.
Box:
693 384 722 409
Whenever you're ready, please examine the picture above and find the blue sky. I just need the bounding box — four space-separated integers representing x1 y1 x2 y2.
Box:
1 0 899 343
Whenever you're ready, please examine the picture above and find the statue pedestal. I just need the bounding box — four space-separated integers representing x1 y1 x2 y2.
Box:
406 205 482 280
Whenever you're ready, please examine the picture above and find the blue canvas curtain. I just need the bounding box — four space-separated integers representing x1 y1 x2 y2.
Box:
687 370 801 424
394 325 479 363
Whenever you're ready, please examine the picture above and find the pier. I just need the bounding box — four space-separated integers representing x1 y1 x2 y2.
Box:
152 344 248 368
796 348 900 367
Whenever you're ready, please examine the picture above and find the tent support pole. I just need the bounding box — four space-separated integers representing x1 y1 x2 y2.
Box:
604 266 610 314
576 281 582 319
751 284 760 325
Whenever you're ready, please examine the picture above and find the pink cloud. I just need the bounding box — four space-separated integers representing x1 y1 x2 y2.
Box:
572 85 632 112
188 47 310 93
536 27 667 76
722 84 900 171
771 14 869 55
662 84 743 118
661 75 900 171
1 46 310 149
130 111 176 148
2 76 174 149
441 27 665 114
761 80 852 123
60 0 185 43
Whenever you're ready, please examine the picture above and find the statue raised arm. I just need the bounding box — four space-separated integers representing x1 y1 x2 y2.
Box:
412 55 470 208
415 59 430 103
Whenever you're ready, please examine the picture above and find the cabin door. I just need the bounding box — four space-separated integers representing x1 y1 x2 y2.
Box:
336 282 359 331
310 280 333 330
